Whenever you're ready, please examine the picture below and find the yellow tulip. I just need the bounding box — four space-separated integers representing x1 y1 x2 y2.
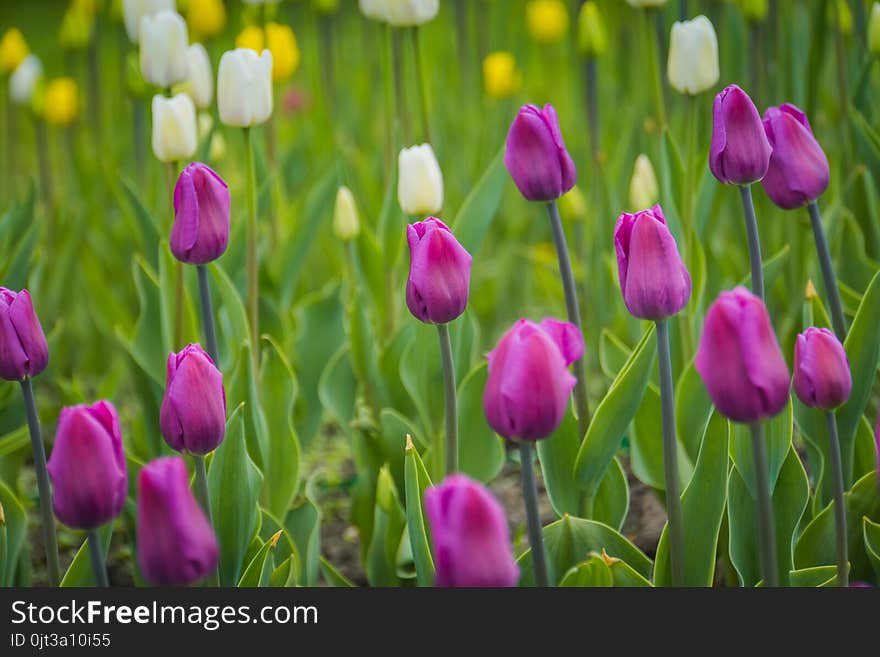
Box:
526 0 569 44
43 77 80 126
577 1 607 57
265 22 299 82
482 52 522 99
188 0 227 40
236 25 265 53
0 28 29 74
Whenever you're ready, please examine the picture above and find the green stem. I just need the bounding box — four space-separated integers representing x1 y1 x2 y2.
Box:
167 161 185 348
391 28 410 144
584 57 600 163
656 321 685 586
20 379 61 587
545 200 590 438
243 127 260 374
192 454 219 587
411 27 432 144
34 117 54 217
197 265 219 365
825 411 848 587
749 422 778 587
683 95 697 232
87 529 109 587
644 8 667 131
436 323 457 476
519 442 549 587
807 202 847 341
739 185 764 300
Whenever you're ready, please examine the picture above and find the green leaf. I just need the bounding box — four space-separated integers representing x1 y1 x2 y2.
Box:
212 263 250 374
317 346 357 438
558 555 613 587
789 565 839 587
574 325 656 500
862 517 880 581
794 471 880 582
728 447 809 586
456 364 505 482
379 408 420 487
404 437 435 587
399 323 443 448
0 481 26 586
518 515 653 586
320 556 355 587
737 245 791 293
630 384 694 491
729 398 793 498
285 473 322 587
366 466 407 586
608 559 654 587
269 555 298 587
654 411 729 586
60 526 114 587
592 457 629 531
238 531 282 587
537 412 581 517
674 359 713 463
118 175 161 266
450 148 507 254
209 405 264 585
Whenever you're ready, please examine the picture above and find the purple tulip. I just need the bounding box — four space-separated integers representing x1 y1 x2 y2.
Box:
792 327 852 410
0 288 48 381
695 287 790 423
405 217 472 324
709 85 772 186
47 401 127 529
160 344 226 455
425 474 519 587
170 162 231 265
504 103 576 202
483 318 583 441
760 103 830 210
614 204 691 321
137 456 219 586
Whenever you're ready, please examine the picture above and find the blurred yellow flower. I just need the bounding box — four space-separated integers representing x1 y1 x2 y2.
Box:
314 0 340 14
59 5 95 50
236 23 299 82
738 0 768 22
526 0 569 44
188 0 227 40
482 52 522 99
1 28 29 74
577 1 607 57
44 78 80 126
236 25 265 52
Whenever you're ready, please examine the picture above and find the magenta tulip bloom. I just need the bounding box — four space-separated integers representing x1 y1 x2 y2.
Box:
47 401 127 530
137 456 219 586
760 103 830 210
793 327 852 410
425 474 519 587
709 85 772 186
614 204 691 321
170 162 231 264
405 217 472 324
160 344 226 455
0 288 48 381
504 104 576 202
695 287 790 423
483 318 583 441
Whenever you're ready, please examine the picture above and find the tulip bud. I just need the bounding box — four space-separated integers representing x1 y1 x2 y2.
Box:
187 0 227 41
43 78 80 127
217 48 273 127
793 327 852 410
526 0 569 44
425 474 519 587
709 85 772 186
559 185 587 224
0 288 49 381
695 287 790 423
482 52 522 100
614 204 691 321
760 103 829 209
359 0 389 22
0 28 29 75
483 318 584 441
160 344 227 454
170 163 230 264
739 0 768 22
47 401 127 530
828 0 853 36
122 0 175 42
151 93 197 163
265 22 300 82
626 0 667 6
667 16 719 96
137 456 219 586
315 0 340 14
870 4 880 55
333 186 361 241
59 5 94 51
9 54 42 105
398 143 444 216
577 1 607 57
628 154 659 210
386 0 439 27
504 103 577 202
139 10 189 88
178 44 213 109
405 218 472 324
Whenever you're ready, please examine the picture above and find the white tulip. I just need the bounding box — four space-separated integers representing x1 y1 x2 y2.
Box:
667 15 719 96
359 0 390 22
139 10 189 88
151 93 197 163
386 0 439 27
179 43 213 109
122 0 175 43
334 186 361 241
398 144 443 216
9 55 42 105
628 154 659 211
217 48 273 128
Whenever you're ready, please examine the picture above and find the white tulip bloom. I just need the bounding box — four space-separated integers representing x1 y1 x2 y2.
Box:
386 0 439 27
333 186 361 241
123 0 175 43
180 44 213 109
398 144 444 216
9 55 42 105
152 93 197 163
667 15 719 96
217 48 273 127
139 10 189 88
